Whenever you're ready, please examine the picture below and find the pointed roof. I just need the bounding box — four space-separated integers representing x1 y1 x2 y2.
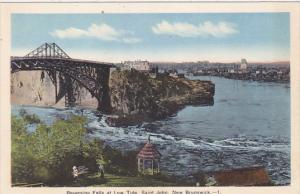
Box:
137 136 161 160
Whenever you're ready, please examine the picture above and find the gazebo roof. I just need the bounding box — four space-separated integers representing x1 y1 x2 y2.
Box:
137 139 161 160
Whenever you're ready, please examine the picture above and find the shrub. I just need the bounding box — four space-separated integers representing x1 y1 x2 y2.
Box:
102 145 138 176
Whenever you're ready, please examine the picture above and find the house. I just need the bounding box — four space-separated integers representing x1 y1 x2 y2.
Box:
204 166 271 186
229 69 235 73
123 60 150 72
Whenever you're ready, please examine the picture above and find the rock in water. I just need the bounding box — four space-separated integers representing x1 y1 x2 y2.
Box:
107 69 215 126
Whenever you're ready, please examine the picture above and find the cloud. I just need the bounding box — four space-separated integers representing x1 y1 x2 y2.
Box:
152 20 238 38
50 23 141 43
122 37 141 44
52 27 87 39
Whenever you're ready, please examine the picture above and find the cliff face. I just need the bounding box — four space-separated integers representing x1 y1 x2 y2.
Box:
107 70 215 126
11 71 59 107
11 70 215 126
11 71 97 108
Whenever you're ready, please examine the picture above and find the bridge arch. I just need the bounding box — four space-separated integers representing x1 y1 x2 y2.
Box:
11 43 114 113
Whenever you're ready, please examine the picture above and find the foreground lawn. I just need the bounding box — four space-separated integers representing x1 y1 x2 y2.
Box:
70 173 179 187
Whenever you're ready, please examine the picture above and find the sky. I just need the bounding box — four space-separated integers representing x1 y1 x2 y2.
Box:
12 13 290 63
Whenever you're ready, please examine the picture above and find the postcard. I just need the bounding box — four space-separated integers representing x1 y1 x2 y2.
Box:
0 2 300 194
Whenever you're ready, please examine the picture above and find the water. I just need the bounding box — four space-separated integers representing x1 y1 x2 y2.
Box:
12 76 291 185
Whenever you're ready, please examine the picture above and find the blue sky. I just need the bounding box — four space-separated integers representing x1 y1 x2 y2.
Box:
12 13 290 62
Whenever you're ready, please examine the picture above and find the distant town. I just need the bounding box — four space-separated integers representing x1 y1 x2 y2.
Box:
117 59 290 83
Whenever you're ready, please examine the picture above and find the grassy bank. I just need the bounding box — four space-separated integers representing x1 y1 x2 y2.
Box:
69 173 179 187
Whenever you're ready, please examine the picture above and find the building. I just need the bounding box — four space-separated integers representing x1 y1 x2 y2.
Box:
123 60 150 72
240 58 248 70
204 166 271 186
137 136 161 175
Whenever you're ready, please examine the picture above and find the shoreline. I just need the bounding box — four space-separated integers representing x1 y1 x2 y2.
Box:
191 74 289 84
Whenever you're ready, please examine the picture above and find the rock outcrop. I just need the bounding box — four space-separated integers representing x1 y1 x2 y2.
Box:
11 69 215 126
107 69 214 126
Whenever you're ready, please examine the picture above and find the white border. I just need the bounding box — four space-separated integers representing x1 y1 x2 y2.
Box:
0 2 299 194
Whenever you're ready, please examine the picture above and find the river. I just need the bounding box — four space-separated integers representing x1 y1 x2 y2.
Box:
12 76 291 185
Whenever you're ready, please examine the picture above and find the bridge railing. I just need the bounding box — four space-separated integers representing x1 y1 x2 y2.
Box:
11 56 115 67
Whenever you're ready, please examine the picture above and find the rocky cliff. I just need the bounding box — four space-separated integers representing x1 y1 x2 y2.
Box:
107 69 214 126
11 71 97 108
11 70 214 126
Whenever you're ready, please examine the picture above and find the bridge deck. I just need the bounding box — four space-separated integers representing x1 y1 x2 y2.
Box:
11 56 115 68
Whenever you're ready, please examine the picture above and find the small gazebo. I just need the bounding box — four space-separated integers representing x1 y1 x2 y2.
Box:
137 136 161 175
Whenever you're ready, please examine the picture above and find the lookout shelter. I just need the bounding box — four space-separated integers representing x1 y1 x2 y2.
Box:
137 136 161 175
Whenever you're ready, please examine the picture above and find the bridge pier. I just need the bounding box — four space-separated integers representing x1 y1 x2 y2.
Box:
96 67 112 113
64 75 77 107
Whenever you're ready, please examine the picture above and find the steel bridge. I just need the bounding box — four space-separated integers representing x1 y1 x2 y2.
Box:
11 43 115 113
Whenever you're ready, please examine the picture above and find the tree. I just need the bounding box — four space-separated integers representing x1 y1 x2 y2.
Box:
12 113 93 185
